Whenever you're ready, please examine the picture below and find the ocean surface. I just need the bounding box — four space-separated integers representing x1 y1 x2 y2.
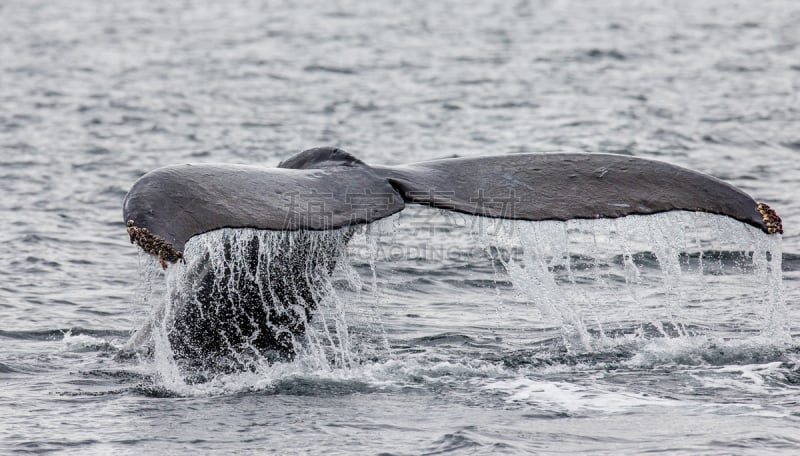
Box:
2 0 800 454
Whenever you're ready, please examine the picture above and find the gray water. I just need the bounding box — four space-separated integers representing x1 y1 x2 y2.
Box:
2 0 800 454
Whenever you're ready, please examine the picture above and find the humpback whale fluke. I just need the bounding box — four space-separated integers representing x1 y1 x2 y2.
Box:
123 147 782 369
124 147 782 266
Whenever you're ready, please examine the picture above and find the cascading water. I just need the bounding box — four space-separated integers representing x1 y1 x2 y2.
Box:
132 210 789 393
132 219 396 391
476 211 788 352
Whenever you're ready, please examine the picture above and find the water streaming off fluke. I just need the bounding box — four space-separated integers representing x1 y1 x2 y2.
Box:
479 211 787 351
131 210 787 391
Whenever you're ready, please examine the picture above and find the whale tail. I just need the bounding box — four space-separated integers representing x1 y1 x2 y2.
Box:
123 147 783 370
124 147 782 268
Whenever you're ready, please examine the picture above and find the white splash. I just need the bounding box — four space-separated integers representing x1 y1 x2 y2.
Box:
61 330 119 353
475 211 789 351
133 221 397 390
130 209 790 395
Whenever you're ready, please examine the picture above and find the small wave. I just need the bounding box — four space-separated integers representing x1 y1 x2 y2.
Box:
424 431 483 454
719 362 785 387
131 385 183 398
583 48 627 61
409 333 479 347
0 328 129 341
494 332 796 373
625 335 792 368
483 377 676 413
140 354 510 398
0 362 23 374
711 435 800 451
81 369 150 381
265 377 376 396
303 64 356 75
61 330 122 352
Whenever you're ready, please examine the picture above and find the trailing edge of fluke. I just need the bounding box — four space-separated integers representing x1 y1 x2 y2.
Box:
123 147 783 268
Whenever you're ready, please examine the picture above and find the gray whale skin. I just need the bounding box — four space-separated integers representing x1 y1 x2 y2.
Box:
123 147 783 370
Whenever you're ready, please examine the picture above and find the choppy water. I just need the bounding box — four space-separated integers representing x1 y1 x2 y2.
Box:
2 0 800 454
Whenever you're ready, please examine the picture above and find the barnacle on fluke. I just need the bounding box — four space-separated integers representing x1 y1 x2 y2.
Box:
127 220 184 269
757 202 783 235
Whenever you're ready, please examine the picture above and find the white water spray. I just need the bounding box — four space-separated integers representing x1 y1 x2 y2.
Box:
476 211 788 351
132 210 788 393
133 226 394 389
